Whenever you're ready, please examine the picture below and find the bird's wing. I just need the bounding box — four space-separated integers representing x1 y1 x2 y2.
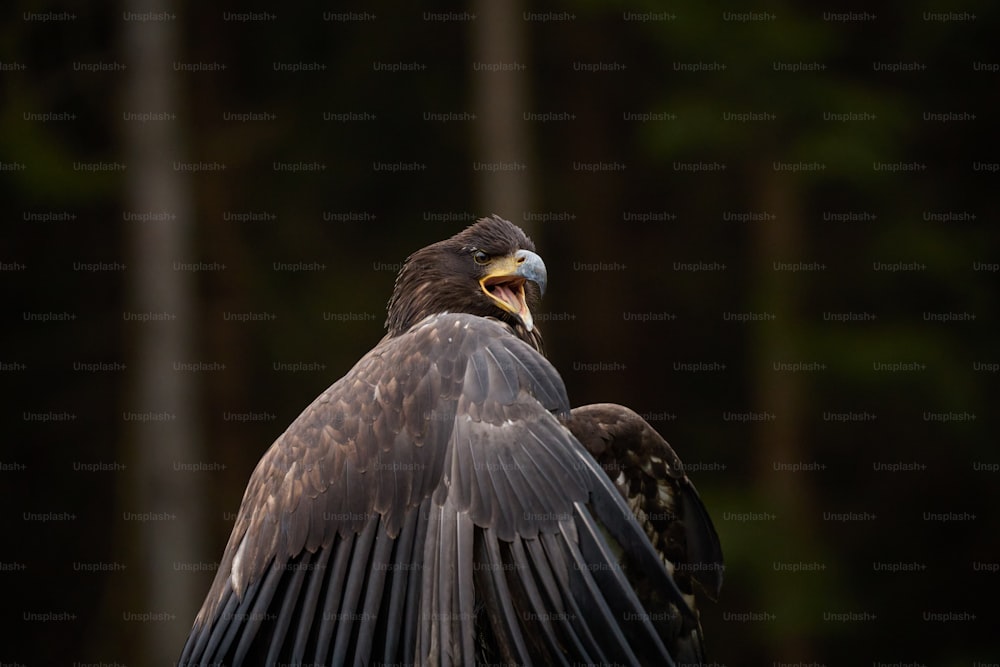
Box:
564 402 725 663
180 314 702 666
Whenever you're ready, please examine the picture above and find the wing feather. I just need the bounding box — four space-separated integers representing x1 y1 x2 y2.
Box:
478 526 533 665
377 500 420 663
527 536 606 662
437 503 457 665
557 519 644 667
263 551 312 664
420 503 442 664
509 537 573 666
289 545 331 663
231 559 284 664
401 497 431 663
329 513 380 664
573 501 676 665
455 509 476 664
311 531 354 662
208 585 250 664
352 518 396 662
178 588 233 666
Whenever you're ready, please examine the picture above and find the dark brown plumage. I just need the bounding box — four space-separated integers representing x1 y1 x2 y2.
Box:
385 217 546 350
178 215 722 666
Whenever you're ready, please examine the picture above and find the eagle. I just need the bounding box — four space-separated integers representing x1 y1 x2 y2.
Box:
178 215 723 666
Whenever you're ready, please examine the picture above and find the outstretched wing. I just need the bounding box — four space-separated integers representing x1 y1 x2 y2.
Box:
565 402 725 662
180 314 704 666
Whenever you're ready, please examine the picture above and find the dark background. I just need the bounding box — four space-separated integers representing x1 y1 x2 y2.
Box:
3 2 997 665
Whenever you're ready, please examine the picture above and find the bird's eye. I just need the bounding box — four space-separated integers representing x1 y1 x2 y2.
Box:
472 250 490 265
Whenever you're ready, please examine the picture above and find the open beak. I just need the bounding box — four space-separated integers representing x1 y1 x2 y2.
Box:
479 249 547 332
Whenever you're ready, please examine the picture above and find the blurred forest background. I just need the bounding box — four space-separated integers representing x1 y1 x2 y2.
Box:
3 1 998 664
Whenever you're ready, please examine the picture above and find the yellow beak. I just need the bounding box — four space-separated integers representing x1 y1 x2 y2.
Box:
478 249 547 332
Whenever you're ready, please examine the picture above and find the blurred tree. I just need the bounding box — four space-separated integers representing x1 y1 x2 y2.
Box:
471 0 536 227
118 0 206 658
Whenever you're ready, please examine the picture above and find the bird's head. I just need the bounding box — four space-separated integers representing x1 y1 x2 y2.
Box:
385 215 547 346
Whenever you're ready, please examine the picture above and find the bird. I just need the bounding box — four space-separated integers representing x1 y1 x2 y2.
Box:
178 215 723 666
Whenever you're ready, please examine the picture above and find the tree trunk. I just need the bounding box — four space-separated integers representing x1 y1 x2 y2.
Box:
120 0 206 658
751 168 814 655
470 0 534 232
